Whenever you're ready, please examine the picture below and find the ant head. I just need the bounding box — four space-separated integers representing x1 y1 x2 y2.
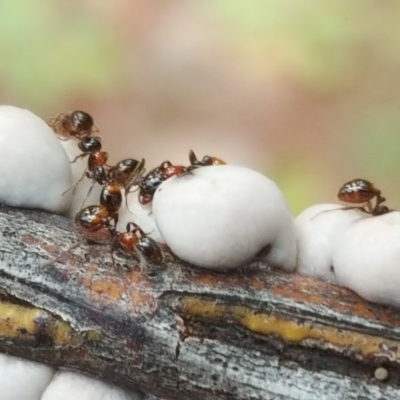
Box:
71 110 94 132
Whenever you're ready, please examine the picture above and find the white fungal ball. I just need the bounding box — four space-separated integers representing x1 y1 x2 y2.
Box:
0 106 72 214
153 165 297 271
0 354 54 400
295 203 365 281
332 211 400 307
117 194 164 243
41 371 142 400
59 138 101 217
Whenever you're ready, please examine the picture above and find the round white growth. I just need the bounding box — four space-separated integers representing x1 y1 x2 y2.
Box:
296 203 365 281
60 138 101 217
153 165 297 270
41 371 142 400
0 354 54 400
117 194 164 243
0 106 72 214
333 211 400 307
374 367 389 382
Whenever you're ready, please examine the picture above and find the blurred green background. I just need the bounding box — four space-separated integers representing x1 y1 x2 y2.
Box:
1 0 399 214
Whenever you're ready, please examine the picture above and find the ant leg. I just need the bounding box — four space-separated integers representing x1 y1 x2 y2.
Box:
62 170 88 196
376 194 386 207
71 153 87 164
113 214 119 231
188 149 198 165
134 247 147 274
365 201 373 214
125 222 153 237
126 222 140 234
124 190 133 214
79 181 96 210
110 249 117 269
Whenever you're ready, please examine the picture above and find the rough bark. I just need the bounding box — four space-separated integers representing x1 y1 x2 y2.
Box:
0 206 399 399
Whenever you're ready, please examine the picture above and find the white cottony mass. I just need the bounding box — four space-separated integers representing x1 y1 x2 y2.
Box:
117 193 164 243
332 211 400 307
295 203 366 281
0 354 54 400
41 371 142 400
152 165 297 270
0 106 72 214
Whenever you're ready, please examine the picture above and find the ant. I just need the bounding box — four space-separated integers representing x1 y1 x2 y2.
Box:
75 204 118 242
48 110 98 140
73 189 122 266
337 178 390 216
138 161 187 205
63 136 109 203
75 210 163 271
108 158 146 189
42 191 119 267
188 149 226 169
39 203 117 267
113 222 163 271
76 161 145 231
107 158 146 209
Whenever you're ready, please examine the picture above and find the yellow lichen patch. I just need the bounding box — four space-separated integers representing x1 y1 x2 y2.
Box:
51 321 74 345
0 300 100 346
0 301 46 337
85 330 103 341
181 297 400 362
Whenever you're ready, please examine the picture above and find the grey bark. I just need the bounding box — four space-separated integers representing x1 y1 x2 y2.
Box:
0 206 399 399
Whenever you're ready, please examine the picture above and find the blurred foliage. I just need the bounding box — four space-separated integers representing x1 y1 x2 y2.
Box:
0 0 124 111
271 160 329 215
209 0 400 93
1 0 400 210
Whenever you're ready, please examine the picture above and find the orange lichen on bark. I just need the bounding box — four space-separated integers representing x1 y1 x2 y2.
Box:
88 279 126 301
129 291 157 312
271 276 400 327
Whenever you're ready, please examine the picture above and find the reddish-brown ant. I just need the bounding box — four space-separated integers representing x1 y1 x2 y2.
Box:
71 136 107 164
337 178 390 216
74 211 163 271
108 158 145 189
77 158 146 215
63 136 109 203
41 203 117 268
188 149 226 169
138 161 187 205
48 110 98 140
75 162 150 261
75 205 118 241
114 222 163 271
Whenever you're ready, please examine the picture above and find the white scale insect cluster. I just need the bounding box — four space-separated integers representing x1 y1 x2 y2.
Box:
0 105 399 398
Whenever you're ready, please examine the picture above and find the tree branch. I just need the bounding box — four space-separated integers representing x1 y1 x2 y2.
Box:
0 206 399 399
